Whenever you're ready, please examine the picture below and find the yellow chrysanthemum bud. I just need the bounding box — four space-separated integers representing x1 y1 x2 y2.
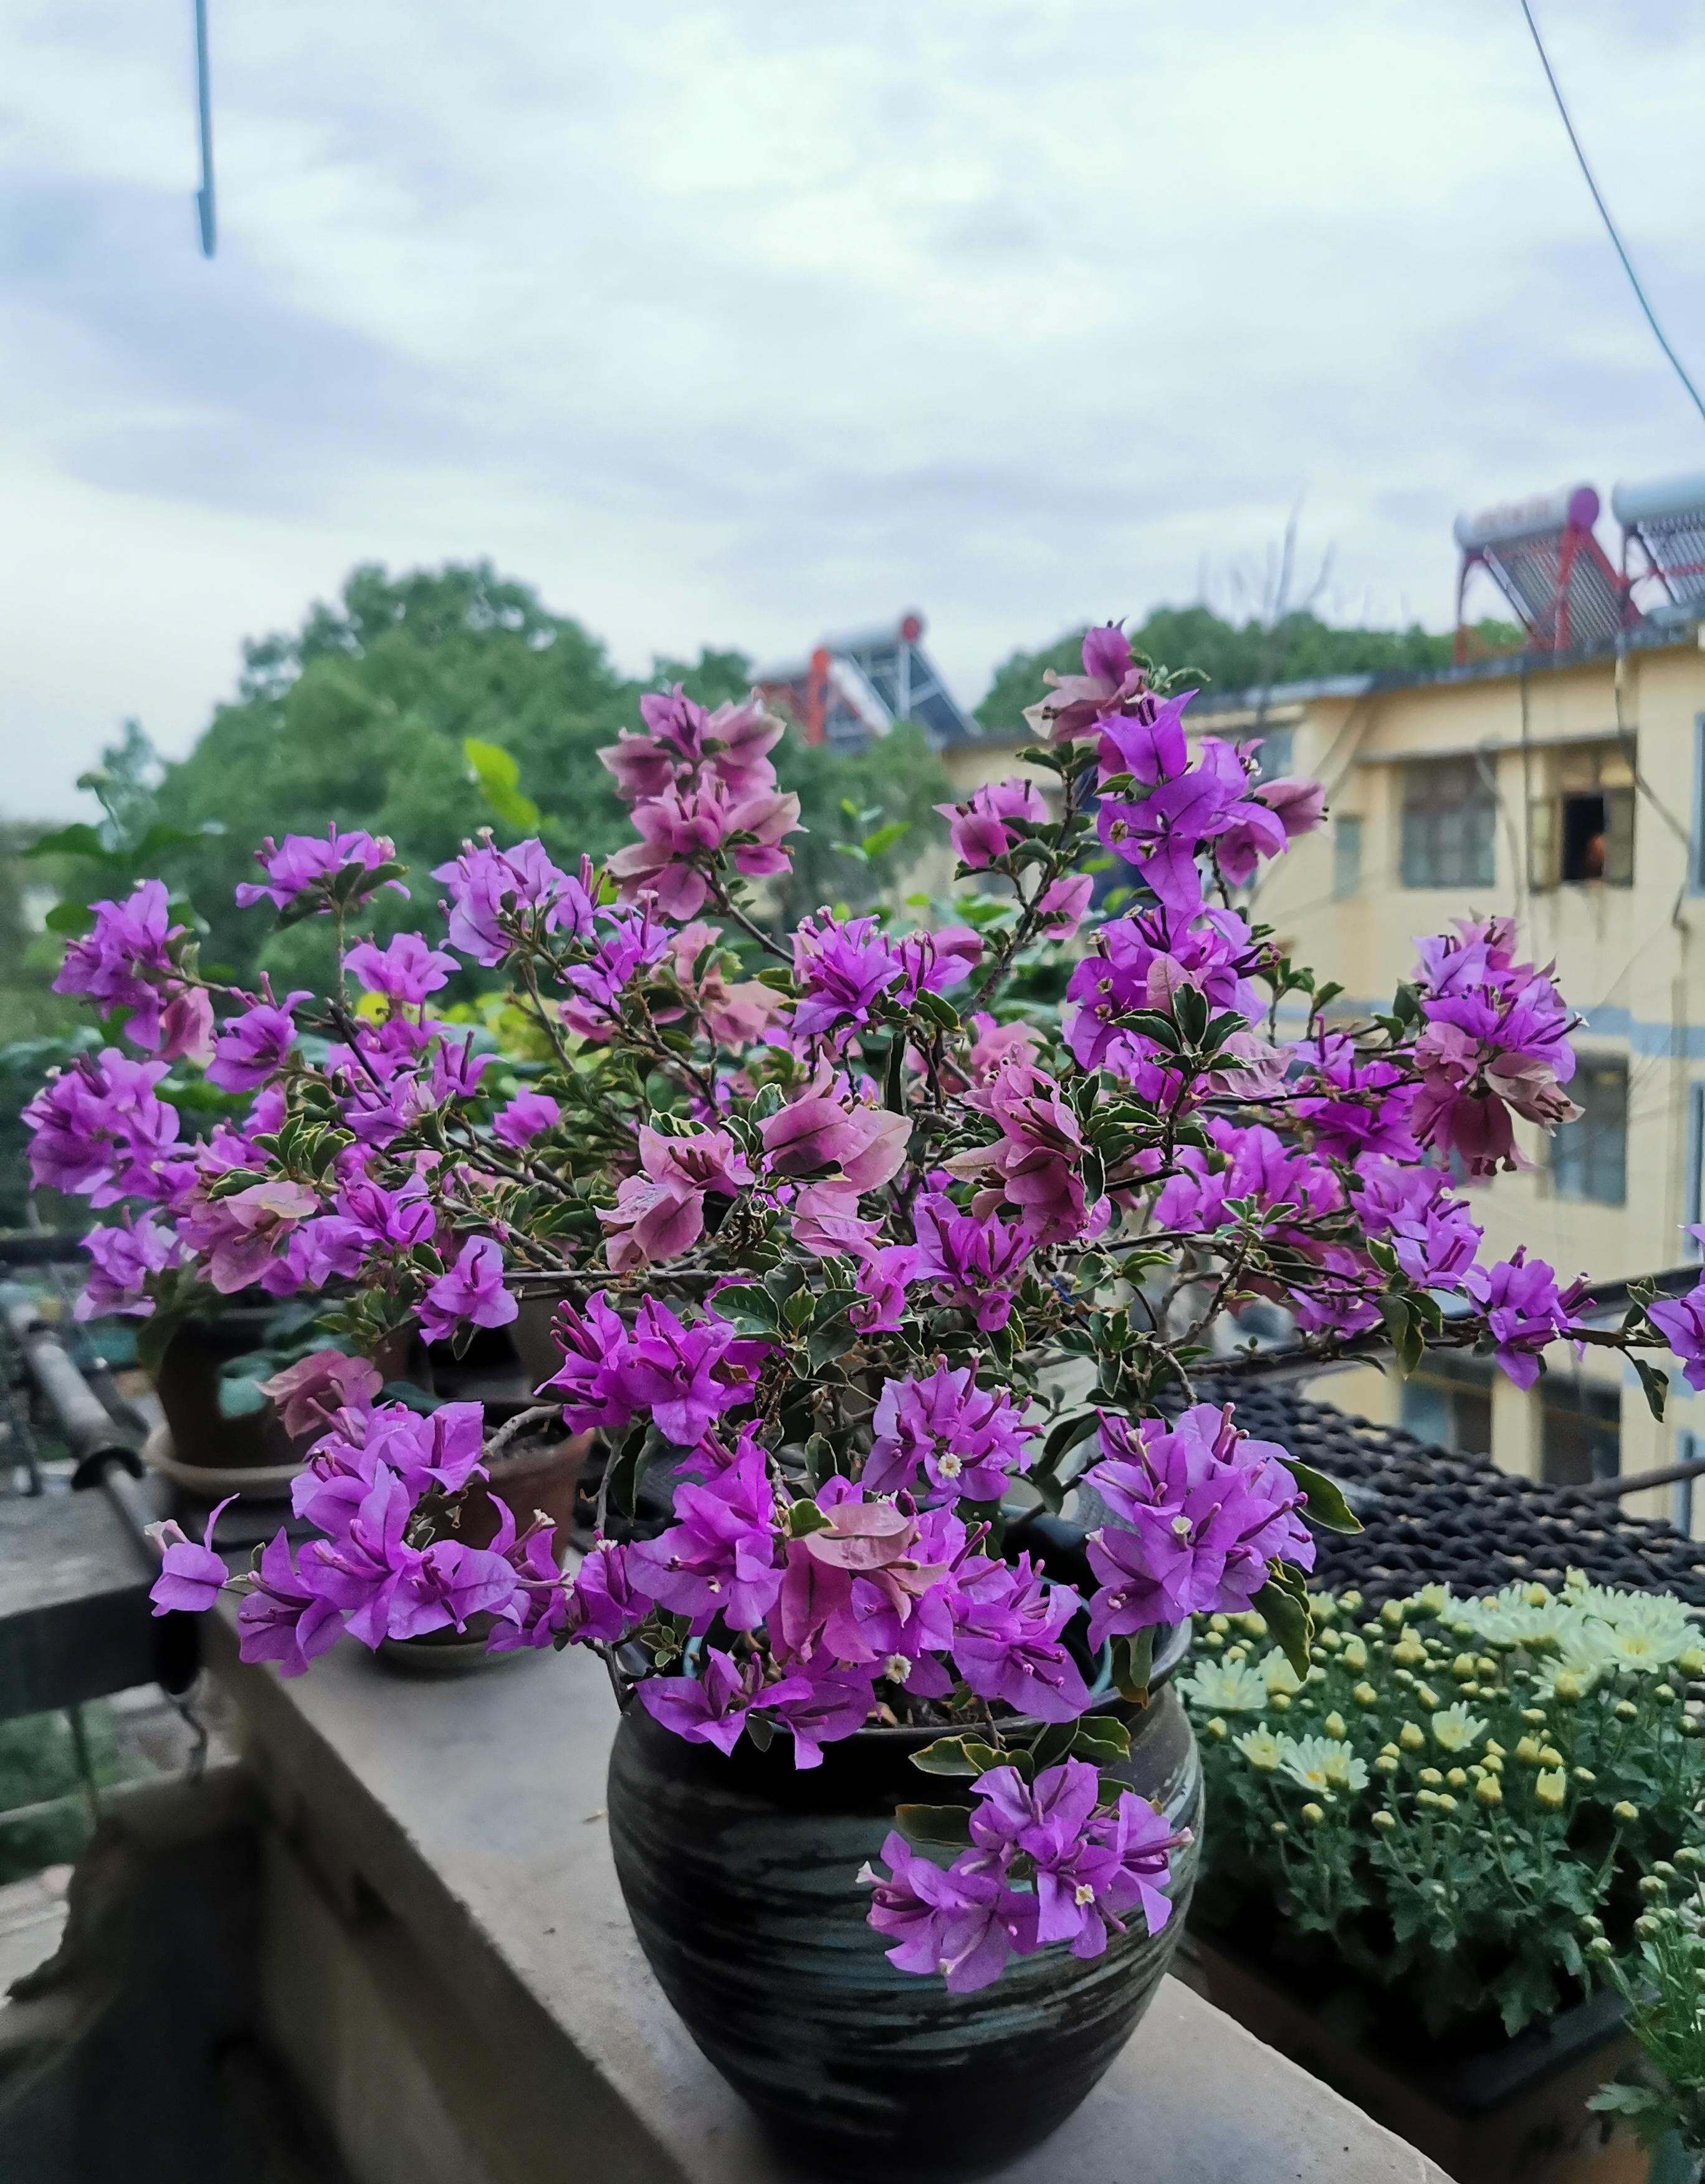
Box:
1324 1712 1347 1740
1476 1775 1502 1806
1400 1723 1426 1751
1614 1800 1640 1822
1372 1809 1397 1831
1535 1769 1567 1810
1354 1682 1378 1707
1206 1718 1228 1740
1301 1802 1325 1826
1516 1736 1544 1765
1418 1767 1443 1786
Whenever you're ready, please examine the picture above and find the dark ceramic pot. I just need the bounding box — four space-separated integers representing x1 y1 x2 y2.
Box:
606 1624 1201 2181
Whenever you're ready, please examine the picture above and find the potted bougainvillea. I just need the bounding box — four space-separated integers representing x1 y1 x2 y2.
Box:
30 625 1695 2178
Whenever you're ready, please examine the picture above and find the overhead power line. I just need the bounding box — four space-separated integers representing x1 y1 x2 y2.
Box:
1517 0 1705 426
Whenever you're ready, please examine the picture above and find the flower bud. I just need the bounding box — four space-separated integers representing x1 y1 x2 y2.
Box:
1372 1809 1397 1832
1679 1647 1705 1677
1573 1767 1595 1785
1640 1874 1668 1899
1476 1775 1502 1807
1477 1658 1497 1679
1418 1767 1443 1787
1539 1746 1564 1769
1340 1591 1364 1614
1636 1913 1661 1940
1392 1640 1426 1668
1271 1692 1291 1712
1451 1654 1476 1679
1416 1789 1440 1809
1301 1802 1325 1826
1382 1601 1405 1628
1208 1614 1231 1634
1241 1612 1268 1637
1616 1701 1639 1722
1535 1768 1567 1810
1521 1708 1548 1726
1588 1935 1615 1960
1415 1684 1440 1711
1446 1768 1468 1789
1354 1682 1378 1707
1581 1914 1604 1936
1374 1754 1398 1775
1306 1666 1326 1685
1203 1631 1225 1650
1655 1685 1678 1706
1485 1739 1506 1760
1552 1672 1584 1703
1400 1723 1426 1751
1271 1820 1288 1837
1343 1639 1368 1671
1324 1712 1347 1740
1206 1717 1228 1740
1613 1800 1640 1823
1436 1794 1458 1814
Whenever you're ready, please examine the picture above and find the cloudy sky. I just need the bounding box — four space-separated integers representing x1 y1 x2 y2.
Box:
5 0 1705 817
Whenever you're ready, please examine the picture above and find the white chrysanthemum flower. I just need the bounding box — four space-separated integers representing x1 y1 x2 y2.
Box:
1235 1728 1284 1772
1258 1649 1302 1697
1431 1703 1488 1753
1451 1583 1580 1653
1278 1733 1369 1794
1530 1627 1617 1700
1180 1658 1270 1713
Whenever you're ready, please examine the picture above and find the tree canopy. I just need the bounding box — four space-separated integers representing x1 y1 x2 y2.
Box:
975 605 1524 736
149 562 948 989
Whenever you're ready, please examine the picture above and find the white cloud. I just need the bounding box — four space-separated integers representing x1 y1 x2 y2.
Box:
4 0 1705 815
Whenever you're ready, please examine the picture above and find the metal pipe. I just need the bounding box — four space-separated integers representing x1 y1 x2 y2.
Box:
2 1298 143 1475
1578 1456 1705 1501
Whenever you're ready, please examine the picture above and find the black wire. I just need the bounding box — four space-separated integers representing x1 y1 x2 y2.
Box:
1517 0 1705 426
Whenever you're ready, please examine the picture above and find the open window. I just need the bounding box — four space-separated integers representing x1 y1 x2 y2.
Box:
1528 741 1635 889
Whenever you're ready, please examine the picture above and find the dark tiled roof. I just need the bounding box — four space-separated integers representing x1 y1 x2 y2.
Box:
1206 1384 1705 1609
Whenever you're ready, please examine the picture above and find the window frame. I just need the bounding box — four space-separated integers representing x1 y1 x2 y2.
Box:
1549 1054 1629 1207
1398 755 1497 890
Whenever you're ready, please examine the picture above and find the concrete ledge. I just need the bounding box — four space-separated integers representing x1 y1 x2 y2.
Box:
209 1617 1452 2184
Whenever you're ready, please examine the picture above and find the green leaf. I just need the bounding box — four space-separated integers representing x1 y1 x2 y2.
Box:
1028 1720 1079 1771
1280 1457 1363 1535
1070 1717 1132 1766
884 1033 907 1114
1633 1356 1670 1424
895 1803 973 1847
860 820 910 860
1110 1628 1155 1704
26 822 110 863
910 1736 1003 1779
1253 1571 1314 1679
783 1500 833 1538
42 899 97 936
707 1283 780 1334
216 1375 268 1420
1042 1409 1100 1465
463 737 541 833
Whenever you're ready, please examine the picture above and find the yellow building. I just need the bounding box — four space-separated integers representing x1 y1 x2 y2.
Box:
942 624 1705 1523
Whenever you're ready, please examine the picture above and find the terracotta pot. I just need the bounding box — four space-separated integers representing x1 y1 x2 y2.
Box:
457 1423 592 1555
606 1623 1200 2182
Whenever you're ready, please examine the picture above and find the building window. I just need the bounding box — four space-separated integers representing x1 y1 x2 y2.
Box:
1400 757 1496 888
1540 1379 1621 1487
1333 814 1364 898
1550 1058 1627 1205
1399 1353 1494 1456
1527 742 1635 889
1675 1431 1700 1536
1250 727 1294 780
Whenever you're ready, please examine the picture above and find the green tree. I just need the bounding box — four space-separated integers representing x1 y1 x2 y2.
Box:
975 605 1524 735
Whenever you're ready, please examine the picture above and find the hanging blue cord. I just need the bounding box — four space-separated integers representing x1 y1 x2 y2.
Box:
194 0 216 257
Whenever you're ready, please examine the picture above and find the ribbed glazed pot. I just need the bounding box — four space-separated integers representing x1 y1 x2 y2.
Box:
606 1624 1201 2181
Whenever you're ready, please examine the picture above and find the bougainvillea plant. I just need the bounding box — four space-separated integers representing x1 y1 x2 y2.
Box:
30 630 1691 1995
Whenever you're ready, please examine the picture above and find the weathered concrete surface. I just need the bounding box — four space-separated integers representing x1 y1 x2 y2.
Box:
212 1617 1452 2184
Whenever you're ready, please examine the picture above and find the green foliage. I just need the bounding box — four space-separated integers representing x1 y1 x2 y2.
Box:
1180 1578 1705 2043
974 606 1526 734
0 1707 122 1885
770 722 950 927
1592 1866 1705 2165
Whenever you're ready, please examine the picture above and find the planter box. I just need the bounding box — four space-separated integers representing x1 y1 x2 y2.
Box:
1177 1930 1646 2184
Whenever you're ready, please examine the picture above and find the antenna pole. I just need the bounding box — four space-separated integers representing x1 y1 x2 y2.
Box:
194 0 216 257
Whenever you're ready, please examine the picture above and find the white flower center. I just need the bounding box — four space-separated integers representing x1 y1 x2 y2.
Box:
883 1654 913 1684
1074 1883 1096 1906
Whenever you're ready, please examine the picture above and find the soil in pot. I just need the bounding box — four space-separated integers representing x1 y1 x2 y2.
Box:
606 1625 1201 2183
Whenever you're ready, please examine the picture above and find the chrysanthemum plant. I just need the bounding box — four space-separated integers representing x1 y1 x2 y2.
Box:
29 626 1688 1993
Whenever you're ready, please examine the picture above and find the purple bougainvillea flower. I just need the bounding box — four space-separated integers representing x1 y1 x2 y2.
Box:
418 1236 519 1343
146 1495 237 1616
